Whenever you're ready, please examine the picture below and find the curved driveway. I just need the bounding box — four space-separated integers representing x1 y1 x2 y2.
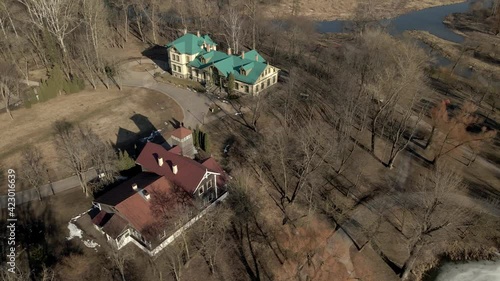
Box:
119 60 213 128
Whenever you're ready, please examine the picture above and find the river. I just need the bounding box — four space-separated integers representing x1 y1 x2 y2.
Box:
318 1 500 280
316 0 495 76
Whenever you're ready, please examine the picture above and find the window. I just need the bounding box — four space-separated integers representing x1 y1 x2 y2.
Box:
207 180 213 189
245 85 249 93
199 186 204 195
235 82 239 90
273 76 276 83
267 79 270 87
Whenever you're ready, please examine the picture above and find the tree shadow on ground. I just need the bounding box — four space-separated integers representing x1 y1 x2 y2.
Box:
114 113 167 158
141 45 170 72
464 176 500 203
0 202 83 278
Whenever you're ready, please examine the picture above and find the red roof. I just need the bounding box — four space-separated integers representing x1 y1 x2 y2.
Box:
168 145 182 155
202 157 227 186
136 142 209 194
116 176 172 234
95 173 174 236
171 127 192 139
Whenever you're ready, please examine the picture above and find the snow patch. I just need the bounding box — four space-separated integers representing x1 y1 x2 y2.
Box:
66 222 83 240
66 209 90 241
83 239 100 252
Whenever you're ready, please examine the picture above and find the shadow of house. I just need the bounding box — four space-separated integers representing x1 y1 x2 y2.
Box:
114 114 167 159
141 45 169 72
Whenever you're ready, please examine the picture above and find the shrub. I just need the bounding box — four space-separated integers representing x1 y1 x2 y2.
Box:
116 150 136 171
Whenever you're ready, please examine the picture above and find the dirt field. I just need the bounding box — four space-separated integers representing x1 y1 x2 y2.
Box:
0 87 183 193
264 0 465 20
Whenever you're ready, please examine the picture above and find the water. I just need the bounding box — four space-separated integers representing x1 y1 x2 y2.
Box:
429 260 500 281
317 1 475 43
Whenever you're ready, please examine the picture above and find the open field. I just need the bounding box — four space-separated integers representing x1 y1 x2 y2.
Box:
0 87 183 193
263 0 465 21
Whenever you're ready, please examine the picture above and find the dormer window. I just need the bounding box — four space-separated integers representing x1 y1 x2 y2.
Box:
201 57 206 64
240 68 246 76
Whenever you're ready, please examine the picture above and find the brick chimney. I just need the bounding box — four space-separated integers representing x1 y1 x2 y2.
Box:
158 157 164 166
241 51 245 59
255 54 258 61
227 48 232 55
183 28 187 35
143 190 151 200
197 30 201 37
172 165 178 175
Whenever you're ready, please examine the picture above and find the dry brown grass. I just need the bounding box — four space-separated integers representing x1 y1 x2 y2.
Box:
0 87 183 193
264 0 465 21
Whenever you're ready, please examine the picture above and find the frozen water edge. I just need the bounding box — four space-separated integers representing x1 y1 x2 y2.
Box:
434 260 500 281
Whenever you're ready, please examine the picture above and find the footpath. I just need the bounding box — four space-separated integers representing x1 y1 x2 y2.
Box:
0 169 97 208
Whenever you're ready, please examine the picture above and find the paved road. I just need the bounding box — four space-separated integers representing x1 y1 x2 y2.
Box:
119 60 214 129
0 169 97 208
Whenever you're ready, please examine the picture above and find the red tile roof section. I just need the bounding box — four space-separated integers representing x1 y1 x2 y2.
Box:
202 157 227 186
171 127 192 139
136 142 209 194
115 176 172 234
168 145 182 155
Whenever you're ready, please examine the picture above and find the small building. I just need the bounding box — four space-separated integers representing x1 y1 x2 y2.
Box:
91 128 227 256
166 30 280 95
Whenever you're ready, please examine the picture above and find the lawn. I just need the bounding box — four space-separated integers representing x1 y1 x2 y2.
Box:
156 72 206 92
0 87 183 194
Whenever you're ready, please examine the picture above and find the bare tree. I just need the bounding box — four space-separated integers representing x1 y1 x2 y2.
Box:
53 120 92 196
222 6 243 54
0 63 19 120
110 249 129 281
20 146 48 201
429 101 497 164
400 164 470 280
84 130 118 188
385 94 426 169
17 0 79 55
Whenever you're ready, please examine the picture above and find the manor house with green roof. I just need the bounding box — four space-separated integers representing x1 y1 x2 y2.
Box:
166 31 279 95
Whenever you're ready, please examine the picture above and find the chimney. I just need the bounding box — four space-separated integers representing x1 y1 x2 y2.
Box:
132 183 138 191
143 190 150 200
197 30 201 37
183 28 187 35
207 44 211 51
158 157 164 167
172 164 178 175
241 51 245 59
227 48 232 55
255 55 258 61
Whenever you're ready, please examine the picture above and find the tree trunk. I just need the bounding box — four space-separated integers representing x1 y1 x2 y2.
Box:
424 126 436 149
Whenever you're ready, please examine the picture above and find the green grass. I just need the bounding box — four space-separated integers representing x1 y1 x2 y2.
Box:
156 73 205 92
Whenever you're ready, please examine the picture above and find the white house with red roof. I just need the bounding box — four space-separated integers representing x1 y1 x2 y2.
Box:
91 127 227 256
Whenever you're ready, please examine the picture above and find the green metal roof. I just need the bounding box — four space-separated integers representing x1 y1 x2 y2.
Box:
244 50 266 62
189 49 270 84
165 33 217 55
189 51 230 69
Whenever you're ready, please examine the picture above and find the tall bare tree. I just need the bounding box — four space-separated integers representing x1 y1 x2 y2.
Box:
222 6 243 54
20 146 48 201
0 63 19 120
17 0 78 55
400 165 470 280
53 120 92 196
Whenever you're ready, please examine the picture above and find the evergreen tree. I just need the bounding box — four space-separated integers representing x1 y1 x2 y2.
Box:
227 73 235 95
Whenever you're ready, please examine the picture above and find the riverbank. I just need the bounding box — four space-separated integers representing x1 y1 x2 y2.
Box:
406 30 500 79
263 0 465 21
